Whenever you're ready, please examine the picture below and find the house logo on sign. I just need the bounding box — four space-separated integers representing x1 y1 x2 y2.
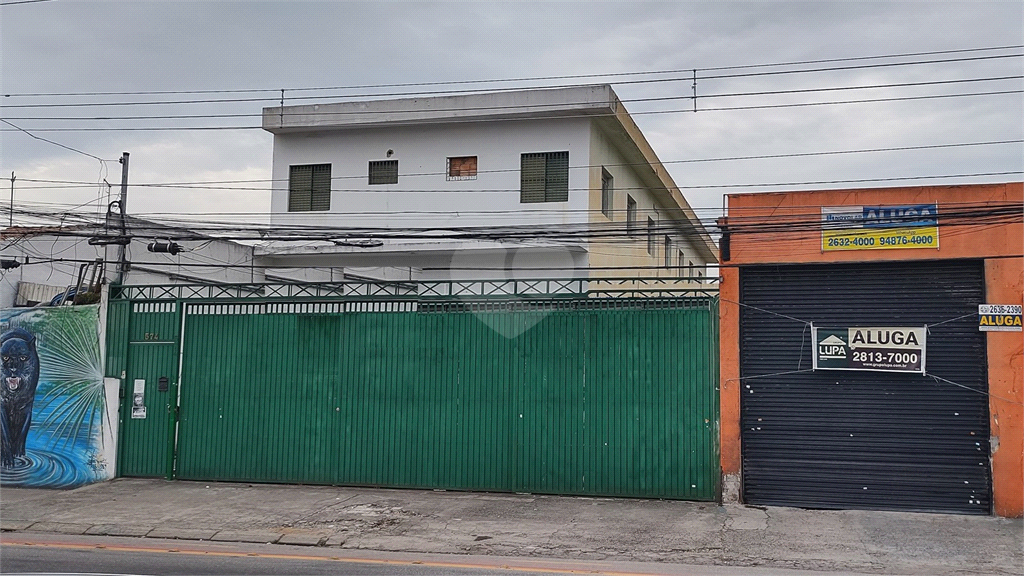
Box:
812 328 852 370
818 334 848 360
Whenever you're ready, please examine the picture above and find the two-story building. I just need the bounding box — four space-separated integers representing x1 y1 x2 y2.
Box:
257 85 717 285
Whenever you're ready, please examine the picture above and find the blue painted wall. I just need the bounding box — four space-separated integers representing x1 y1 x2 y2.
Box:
0 305 112 488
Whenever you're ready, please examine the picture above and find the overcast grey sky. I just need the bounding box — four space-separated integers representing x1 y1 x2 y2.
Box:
1 0 1021 227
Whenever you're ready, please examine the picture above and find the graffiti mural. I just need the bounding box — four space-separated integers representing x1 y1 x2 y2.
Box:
0 305 113 487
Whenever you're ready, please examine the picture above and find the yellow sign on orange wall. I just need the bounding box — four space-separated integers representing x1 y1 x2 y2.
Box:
822 205 939 251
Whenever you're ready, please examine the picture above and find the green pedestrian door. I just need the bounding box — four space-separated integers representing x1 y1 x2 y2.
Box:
113 301 180 478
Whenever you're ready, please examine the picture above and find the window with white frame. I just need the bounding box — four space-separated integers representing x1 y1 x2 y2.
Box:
447 156 477 180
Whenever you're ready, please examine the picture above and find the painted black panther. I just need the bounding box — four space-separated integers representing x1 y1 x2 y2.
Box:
0 328 40 467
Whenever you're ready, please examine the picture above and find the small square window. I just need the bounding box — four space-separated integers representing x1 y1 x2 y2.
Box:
601 169 613 218
447 156 478 180
369 160 398 185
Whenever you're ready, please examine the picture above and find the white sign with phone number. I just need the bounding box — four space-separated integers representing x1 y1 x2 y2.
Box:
979 305 1022 332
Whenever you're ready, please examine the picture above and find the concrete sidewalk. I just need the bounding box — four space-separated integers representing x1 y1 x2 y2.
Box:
1 478 1021 575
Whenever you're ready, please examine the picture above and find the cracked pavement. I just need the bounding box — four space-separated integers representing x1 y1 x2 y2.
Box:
1 478 1021 574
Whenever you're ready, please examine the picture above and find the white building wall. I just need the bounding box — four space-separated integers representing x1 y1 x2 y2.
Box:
0 235 262 308
269 117 592 232
262 91 713 282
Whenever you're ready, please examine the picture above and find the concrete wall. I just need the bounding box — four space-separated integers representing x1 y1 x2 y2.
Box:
264 85 618 132
255 242 589 283
0 235 262 309
719 182 1024 517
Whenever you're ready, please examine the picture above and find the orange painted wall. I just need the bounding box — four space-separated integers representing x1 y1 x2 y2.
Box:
719 183 1023 517
985 257 1024 517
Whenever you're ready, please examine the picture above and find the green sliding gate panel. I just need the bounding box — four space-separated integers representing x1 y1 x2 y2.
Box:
116 301 180 478
168 298 718 500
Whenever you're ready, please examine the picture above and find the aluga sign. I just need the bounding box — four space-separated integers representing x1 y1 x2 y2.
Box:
813 326 926 374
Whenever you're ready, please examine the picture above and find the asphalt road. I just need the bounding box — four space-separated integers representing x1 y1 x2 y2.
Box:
1 547 564 575
1 538 552 576
0 533 856 576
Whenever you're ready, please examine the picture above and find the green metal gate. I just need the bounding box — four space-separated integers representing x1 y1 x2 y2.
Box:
109 286 719 500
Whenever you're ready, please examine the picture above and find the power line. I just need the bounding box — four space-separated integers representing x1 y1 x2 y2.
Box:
696 54 1021 82
698 88 1023 112
6 75 1021 121
7 171 1022 197
0 0 56 5
6 178 1020 242
676 172 1023 190
9 255 716 275
4 70 1020 112
13 139 1021 191
7 201 1018 243
9 197 1017 226
0 119 111 162
6 48 1015 103
5 45 1020 98
5 88 1020 132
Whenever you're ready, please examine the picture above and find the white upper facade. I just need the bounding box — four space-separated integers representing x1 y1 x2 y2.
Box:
266 114 592 231
260 85 716 279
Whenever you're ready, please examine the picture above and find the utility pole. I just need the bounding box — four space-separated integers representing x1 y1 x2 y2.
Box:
116 152 129 283
9 172 14 228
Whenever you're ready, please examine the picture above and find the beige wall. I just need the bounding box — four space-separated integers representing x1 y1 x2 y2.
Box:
586 123 707 283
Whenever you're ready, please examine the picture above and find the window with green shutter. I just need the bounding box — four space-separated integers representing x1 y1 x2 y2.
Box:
288 164 331 212
520 151 569 203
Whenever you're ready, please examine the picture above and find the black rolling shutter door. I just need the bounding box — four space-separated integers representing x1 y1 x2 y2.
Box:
739 260 991 514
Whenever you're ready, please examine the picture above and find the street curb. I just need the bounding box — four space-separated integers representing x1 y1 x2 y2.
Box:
85 524 153 538
325 533 348 547
25 522 93 535
277 533 328 546
145 527 218 541
210 530 282 544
